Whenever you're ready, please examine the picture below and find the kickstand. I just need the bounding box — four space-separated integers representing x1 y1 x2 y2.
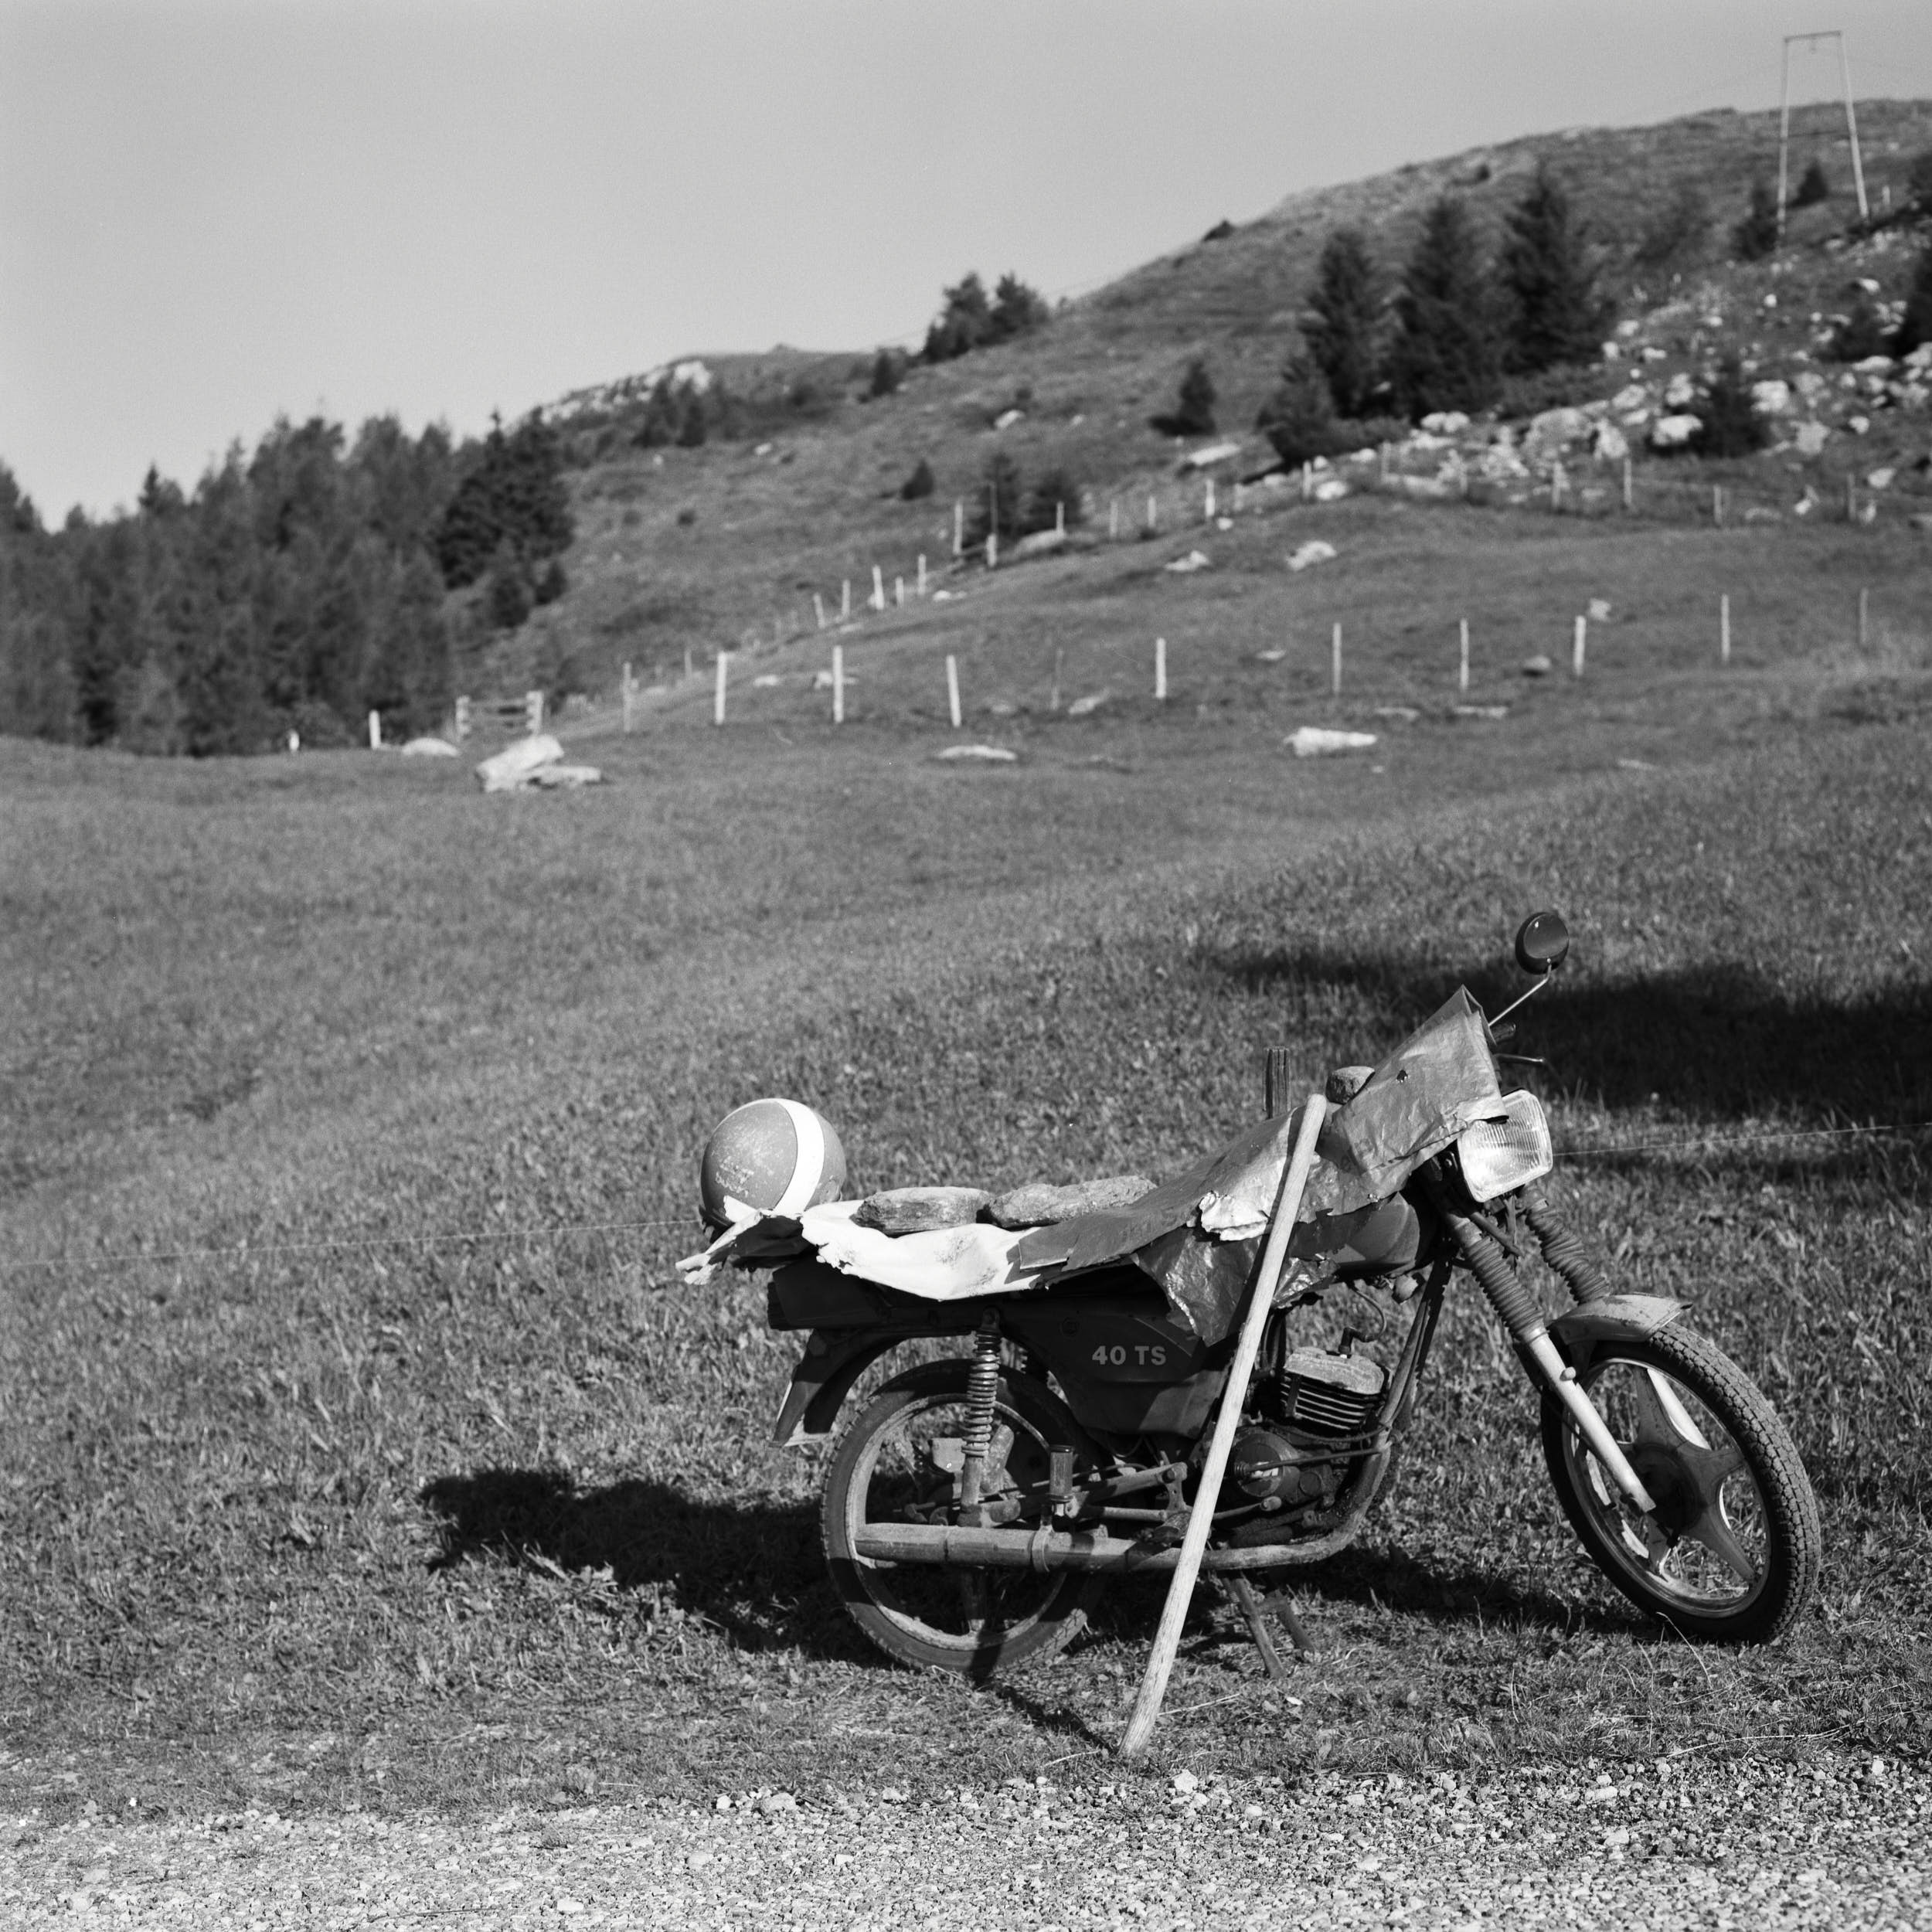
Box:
1223 1574 1318 1682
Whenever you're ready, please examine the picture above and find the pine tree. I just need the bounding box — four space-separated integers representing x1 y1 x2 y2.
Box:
868 349 901 399
1303 228 1383 418
1732 179 1779 262
1792 158 1831 209
1387 196 1502 419
923 273 992 362
1172 359 1218 436
1895 239 1932 358
1256 359 1344 466
899 457 935 501
675 387 708 447
1694 354 1767 458
1024 464 1083 534
1498 165 1609 374
968 452 1026 546
989 274 1049 342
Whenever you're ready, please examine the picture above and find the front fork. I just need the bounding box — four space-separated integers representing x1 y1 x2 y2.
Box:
1424 1172 1662 1520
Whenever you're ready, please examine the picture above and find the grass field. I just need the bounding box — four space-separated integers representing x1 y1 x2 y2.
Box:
5 490 1931 1821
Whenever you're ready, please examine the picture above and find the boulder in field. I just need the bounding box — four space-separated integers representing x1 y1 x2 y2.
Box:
475 733 563 792
1286 726 1377 757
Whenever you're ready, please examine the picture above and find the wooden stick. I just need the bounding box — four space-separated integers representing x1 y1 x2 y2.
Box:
917 553 927 596
1720 594 1731 666
1331 622 1342 698
946 654 961 729
813 593 827 631
1858 586 1869 651
1117 1094 1328 1759
713 651 728 726
1573 614 1587 679
1155 636 1167 702
1458 618 1470 696
832 645 845 726
1622 454 1634 512
953 501 964 557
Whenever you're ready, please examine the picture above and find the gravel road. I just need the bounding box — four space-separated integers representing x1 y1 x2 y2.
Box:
5 1750 1925 1929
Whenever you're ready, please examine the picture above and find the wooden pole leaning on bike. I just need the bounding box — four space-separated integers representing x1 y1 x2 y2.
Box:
1118 1092 1328 1759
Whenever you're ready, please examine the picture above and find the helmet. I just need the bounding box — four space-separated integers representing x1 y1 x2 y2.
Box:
699 1098 848 1231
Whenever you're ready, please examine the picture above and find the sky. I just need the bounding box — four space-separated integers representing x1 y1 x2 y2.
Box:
4 0 1930 522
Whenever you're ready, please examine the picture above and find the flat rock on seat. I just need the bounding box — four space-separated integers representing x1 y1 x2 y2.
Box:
852 1186 991 1234
985 1175 1156 1230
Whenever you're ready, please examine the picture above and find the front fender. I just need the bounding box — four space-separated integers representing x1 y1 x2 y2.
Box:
1548 1294 1684 1369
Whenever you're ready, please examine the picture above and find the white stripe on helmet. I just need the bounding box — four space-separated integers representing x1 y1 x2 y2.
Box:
769 1099 826 1218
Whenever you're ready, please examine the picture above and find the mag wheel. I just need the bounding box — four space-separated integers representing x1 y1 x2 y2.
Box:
821 1361 1096 1677
1541 1321 1821 1643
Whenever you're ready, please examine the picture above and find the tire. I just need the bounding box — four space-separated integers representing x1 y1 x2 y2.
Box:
821 1361 1097 1677
1540 1321 1821 1644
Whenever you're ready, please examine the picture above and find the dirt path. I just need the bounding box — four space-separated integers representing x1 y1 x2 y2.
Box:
6 1750 1925 1929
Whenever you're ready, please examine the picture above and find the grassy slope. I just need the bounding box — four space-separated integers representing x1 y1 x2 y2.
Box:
528 98 1932 700
5 631 1930 1815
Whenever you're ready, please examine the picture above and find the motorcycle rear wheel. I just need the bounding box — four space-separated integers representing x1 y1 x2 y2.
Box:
1540 1322 1819 1643
821 1361 1097 1676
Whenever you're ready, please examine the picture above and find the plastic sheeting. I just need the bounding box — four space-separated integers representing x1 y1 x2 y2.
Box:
682 988 1505 1342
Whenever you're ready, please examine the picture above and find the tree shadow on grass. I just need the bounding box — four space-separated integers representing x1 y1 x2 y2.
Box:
420 1468 866 1662
1217 946 1932 1128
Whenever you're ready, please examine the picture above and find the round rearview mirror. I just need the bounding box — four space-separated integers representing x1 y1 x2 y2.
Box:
1514 910 1570 975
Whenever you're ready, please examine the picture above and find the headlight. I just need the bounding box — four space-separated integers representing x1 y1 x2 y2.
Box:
1456 1090 1553 1201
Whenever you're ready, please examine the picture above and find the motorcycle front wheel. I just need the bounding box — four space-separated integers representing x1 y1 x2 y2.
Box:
1541 1321 1820 1643
821 1361 1096 1676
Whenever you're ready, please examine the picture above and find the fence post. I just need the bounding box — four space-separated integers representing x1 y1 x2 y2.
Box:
917 553 927 596
1572 614 1587 679
1331 622 1342 698
871 566 886 612
454 695 471 742
1056 499 1066 536
895 576 904 608
1720 594 1731 665
714 651 729 726
1458 619 1470 696
1146 493 1158 533
986 532 998 570
1622 455 1634 513
1713 484 1724 527
622 661 634 733
954 500 964 557
526 690 544 734
1301 461 1311 503
832 644 845 725
368 709 381 749
1204 478 1216 522
813 592 827 631
1233 480 1244 514
946 655 962 730
1551 461 1566 512
1155 636 1168 702
841 580 852 621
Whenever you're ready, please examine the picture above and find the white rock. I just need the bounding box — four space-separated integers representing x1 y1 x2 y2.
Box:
1867 468 1896 490
1164 549 1211 573
993 407 1024 430
1611 383 1649 413
1854 355 1896 375
1663 372 1696 407
1650 414 1702 450
1522 655 1554 677
1616 320 1641 339
1849 415 1870 435
1286 540 1338 572
1286 726 1377 757
753 673 781 688
1641 345 1668 362
1179 440 1243 471
1066 692 1111 717
1795 371 1829 400
1012 529 1066 559
1526 406 1590 450
1454 703 1509 719
934 743 1018 763
401 736 457 757
1594 422 1629 461
474 734 563 792
1794 420 1829 455
1312 478 1350 502
1588 598 1613 621
1419 410 1470 434
1751 379 1791 414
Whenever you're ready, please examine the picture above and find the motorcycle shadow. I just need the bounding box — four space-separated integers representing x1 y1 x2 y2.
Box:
419 1467 860 1660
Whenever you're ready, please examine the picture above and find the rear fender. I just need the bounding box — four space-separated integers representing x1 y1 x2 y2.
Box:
772 1331 902 1449
1548 1294 1685 1369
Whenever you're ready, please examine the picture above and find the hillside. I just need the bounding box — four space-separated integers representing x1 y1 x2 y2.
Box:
517 98 1932 709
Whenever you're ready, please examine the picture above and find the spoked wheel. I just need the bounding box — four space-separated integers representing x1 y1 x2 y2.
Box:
821 1361 1097 1676
1541 1322 1820 1643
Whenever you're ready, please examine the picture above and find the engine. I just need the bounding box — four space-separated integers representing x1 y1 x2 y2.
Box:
1229 1349 1388 1502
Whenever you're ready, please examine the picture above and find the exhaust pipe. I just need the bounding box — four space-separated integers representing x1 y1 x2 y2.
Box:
852 1521 1321 1575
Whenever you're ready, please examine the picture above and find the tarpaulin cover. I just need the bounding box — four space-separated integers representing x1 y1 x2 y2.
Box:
680 989 1503 1342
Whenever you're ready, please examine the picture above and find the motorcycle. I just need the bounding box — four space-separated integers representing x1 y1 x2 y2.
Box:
684 912 1821 1675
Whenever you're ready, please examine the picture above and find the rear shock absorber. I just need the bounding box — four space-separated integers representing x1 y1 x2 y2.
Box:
1520 1186 1613 1304
956 1311 1002 1524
